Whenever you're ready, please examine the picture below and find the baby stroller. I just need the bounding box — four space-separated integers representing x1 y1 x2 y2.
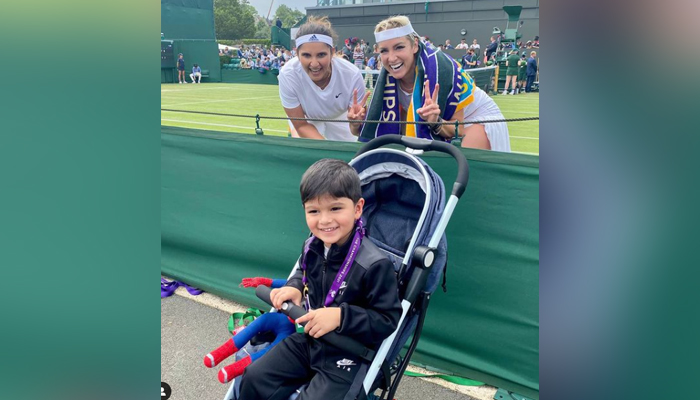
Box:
224 135 469 400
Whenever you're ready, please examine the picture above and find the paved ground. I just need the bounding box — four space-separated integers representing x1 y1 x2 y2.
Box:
162 292 488 400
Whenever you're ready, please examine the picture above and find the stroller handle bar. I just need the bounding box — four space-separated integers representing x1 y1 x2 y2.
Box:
255 285 377 362
355 135 469 199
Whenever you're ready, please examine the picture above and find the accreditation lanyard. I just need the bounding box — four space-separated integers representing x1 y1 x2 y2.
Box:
300 219 365 311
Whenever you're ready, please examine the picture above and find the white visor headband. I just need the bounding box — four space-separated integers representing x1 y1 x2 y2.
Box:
374 23 415 43
295 34 334 48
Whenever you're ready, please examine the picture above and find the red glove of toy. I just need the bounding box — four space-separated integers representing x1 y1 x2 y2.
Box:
240 277 273 288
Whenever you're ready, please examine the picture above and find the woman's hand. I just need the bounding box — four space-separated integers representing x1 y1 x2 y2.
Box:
416 80 441 123
348 89 370 136
348 89 370 122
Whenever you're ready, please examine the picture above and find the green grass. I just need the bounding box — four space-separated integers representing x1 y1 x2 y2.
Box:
161 83 539 154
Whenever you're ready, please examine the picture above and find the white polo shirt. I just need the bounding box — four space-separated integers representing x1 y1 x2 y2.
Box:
279 56 366 142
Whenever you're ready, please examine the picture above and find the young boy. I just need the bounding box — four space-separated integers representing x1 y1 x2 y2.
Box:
239 158 402 400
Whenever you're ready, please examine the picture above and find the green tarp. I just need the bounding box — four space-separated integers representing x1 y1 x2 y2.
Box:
161 126 539 399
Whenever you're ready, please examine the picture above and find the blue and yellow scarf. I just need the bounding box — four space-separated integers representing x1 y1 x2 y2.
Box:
360 41 475 142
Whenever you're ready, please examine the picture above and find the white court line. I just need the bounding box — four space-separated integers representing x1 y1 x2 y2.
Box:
161 118 288 133
503 111 540 115
510 136 539 140
161 86 272 93
161 96 280 107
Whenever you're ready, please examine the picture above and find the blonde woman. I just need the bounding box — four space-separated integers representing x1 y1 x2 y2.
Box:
350 16 509 151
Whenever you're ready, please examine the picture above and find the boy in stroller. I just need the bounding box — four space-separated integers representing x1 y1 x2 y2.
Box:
231 158 402 400
216 135 469 400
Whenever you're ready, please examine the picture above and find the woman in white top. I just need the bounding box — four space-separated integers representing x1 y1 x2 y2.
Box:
278 16 367 142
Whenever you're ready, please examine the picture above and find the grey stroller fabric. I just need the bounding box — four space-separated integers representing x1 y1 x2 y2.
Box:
352 150 448 294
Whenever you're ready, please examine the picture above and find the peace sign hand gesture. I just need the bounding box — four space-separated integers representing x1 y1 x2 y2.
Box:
348 88 370 123
416 80 441 123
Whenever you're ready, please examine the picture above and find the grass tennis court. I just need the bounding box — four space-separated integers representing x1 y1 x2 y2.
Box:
161 83 539 154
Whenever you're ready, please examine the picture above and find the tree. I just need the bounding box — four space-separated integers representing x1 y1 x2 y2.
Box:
273 5 304 28
214 0 256 39
254 19 271 40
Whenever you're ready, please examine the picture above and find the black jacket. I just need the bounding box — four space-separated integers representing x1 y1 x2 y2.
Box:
286 236 401 347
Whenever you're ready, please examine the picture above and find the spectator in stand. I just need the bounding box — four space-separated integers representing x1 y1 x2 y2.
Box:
517 53 527 94
363 63 374 89
525 51 538 92
444 39 454 49
484 36 497 63
532 36 539 48
469 40 481 63
342 39 354 60
177 53 186 84
461 48 477 69
367 54 377 70
240 58 250 69
362 39 372 59
190 63 202 84
502 49 520 95
456 38 469 50
353 43 365 69
271 57 281 70
278 16 366 141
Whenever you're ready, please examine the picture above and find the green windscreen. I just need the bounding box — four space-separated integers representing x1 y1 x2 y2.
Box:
161 0 221 82
161 126 539 399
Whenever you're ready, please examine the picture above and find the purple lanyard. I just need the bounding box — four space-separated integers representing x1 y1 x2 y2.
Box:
300 219 365 309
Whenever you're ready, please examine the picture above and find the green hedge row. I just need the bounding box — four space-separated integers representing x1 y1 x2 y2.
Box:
218 39 272 47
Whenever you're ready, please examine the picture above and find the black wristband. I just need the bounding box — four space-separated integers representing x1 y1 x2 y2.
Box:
428 117 443 134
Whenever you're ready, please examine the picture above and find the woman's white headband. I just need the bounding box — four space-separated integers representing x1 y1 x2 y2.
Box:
295 34 334 48
374 23 415 43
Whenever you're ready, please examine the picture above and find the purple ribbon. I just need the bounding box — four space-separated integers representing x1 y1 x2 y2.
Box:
300 219 365 309
161 278 204 298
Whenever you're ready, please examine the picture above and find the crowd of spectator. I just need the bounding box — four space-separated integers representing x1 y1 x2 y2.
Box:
216 32 538 78
220 45 295 71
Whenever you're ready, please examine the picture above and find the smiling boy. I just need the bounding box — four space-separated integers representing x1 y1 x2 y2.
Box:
239 158 401 400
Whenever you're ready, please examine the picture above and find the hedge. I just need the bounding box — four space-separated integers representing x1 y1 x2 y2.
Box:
218 39 272 47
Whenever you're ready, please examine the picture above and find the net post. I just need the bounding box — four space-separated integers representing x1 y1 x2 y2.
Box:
451 120 462 147
255 114 264 135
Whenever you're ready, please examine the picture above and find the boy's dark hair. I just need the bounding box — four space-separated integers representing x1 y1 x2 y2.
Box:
300 159 361 205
